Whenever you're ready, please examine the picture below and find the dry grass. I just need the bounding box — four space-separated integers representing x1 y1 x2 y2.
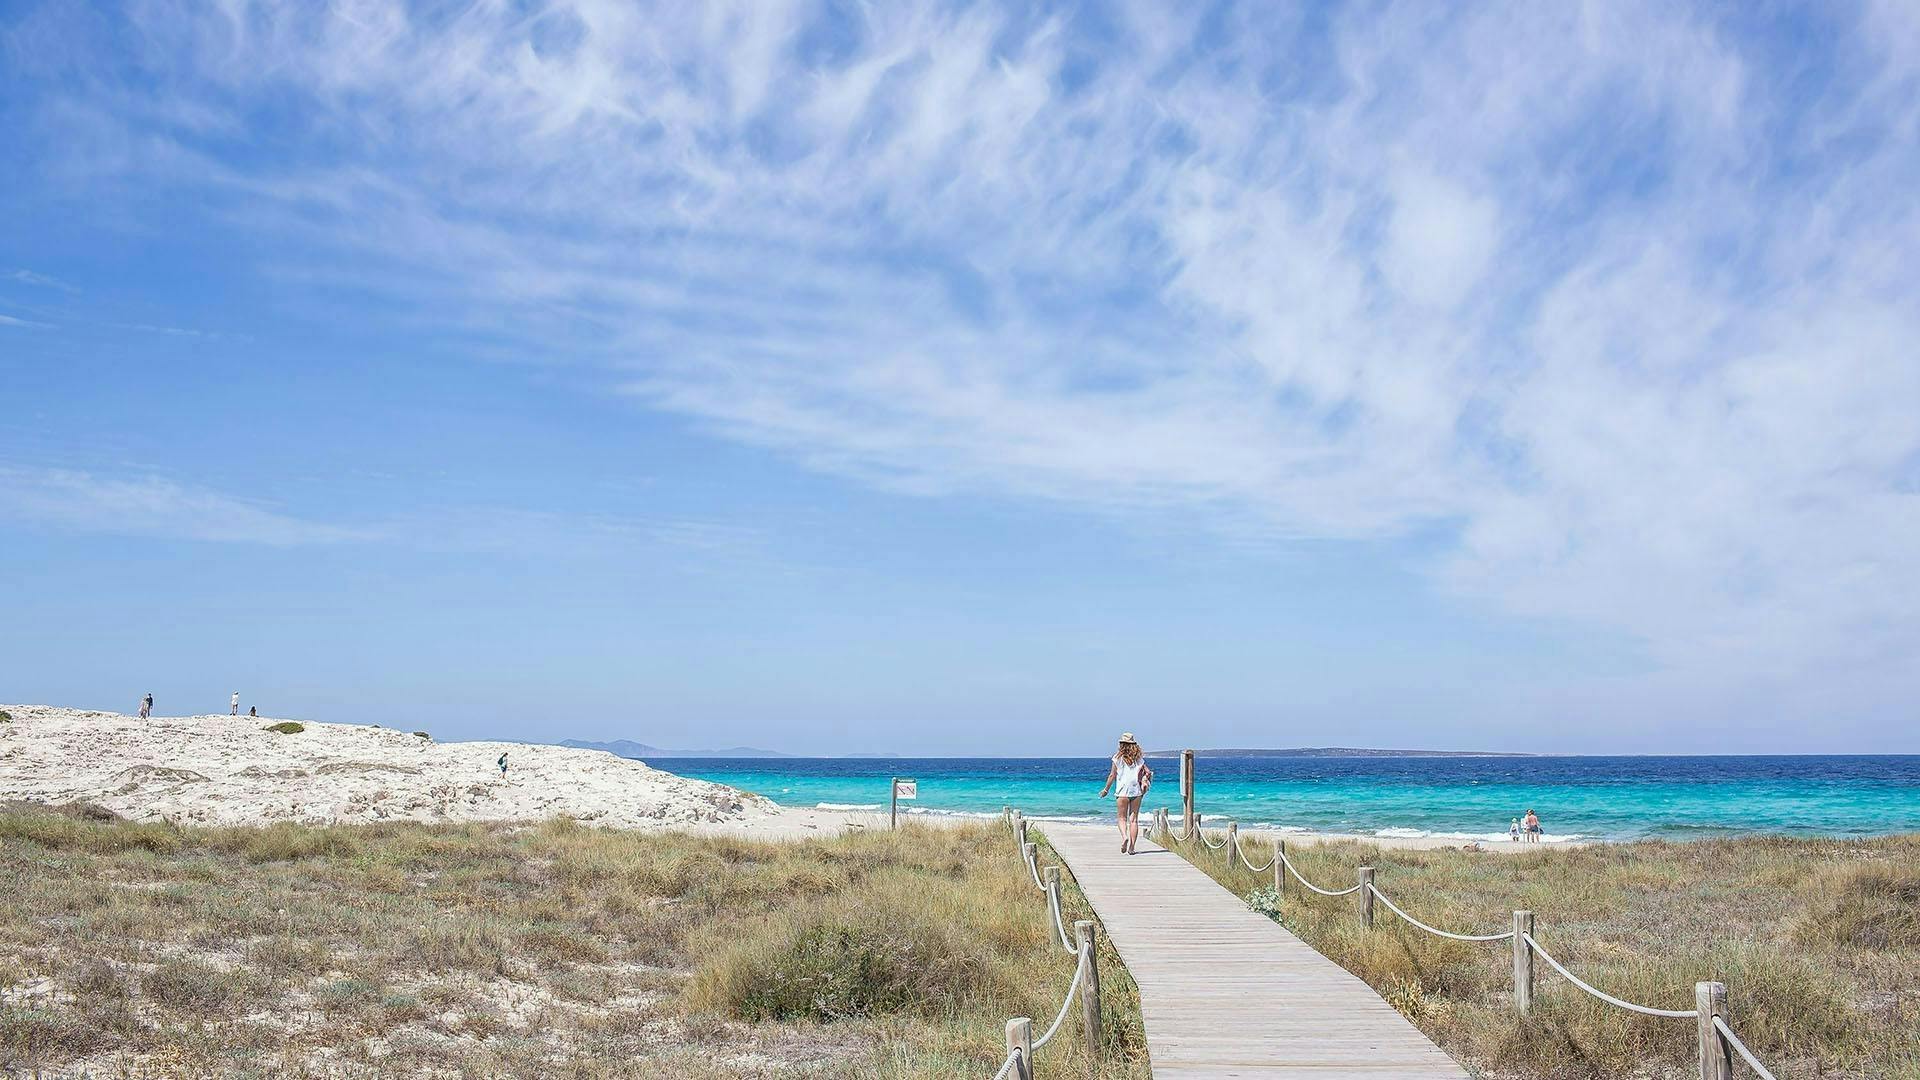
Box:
1165 826 1920 1079
0 803 1147 1078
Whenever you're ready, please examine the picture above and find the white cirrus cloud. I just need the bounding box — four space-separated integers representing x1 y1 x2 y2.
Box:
6 0 1919 716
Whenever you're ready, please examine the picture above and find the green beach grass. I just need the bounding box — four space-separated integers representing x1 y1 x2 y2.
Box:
0 803 1147 1078
1165 825 1920 1079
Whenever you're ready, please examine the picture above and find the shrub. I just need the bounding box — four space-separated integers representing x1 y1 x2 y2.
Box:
733 924 920 1021
413 730 431 740
262 721 304 734
0 711 12 722
0 1006 110 1069
143 959 237 1013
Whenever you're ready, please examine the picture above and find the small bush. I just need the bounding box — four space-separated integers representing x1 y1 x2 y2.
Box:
413 730 431 740
262 721 304 734
733 924 920 1021
143 959 238 1013
0 1006 110 1069
0 710 12 722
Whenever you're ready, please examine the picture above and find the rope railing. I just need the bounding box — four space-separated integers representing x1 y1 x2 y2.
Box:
1277 846 1364 896
1235 838 1275 873
1520 932 1696 1018
1366 883 1515 942
1045 870 1080 956
1031 948 1090 1050
1155 797 1782 1080
1713 1015 1779 1080
991 808 1106 1079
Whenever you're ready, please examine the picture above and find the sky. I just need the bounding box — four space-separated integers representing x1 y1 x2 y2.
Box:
2 1 1917 755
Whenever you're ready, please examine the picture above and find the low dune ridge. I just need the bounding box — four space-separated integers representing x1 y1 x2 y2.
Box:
0 703 777 828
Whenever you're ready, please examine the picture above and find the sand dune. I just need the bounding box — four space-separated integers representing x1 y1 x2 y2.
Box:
0 703 780 829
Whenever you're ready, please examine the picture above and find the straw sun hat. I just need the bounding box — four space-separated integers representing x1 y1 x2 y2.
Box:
1118 732 1137 744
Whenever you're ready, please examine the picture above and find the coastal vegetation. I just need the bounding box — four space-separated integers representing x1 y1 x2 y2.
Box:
1168 828 1920 1079
262 721 305 734
0 804 1146 1078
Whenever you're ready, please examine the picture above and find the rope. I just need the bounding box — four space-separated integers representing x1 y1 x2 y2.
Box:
1366 884 1515 942
1712 1015 1779 1080
1046 875 1079 955
1278 849 1364 896
1521 933 1696 1018
1025 846 1046 892
1234 836 1275 873
1198 829 1227 850
989 1048 1021 1080
1031 945 1090 1051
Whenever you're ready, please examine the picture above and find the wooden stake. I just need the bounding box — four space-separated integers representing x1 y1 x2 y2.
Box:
1075 920 1101 1072
1006 1017 1033 1080
1696 981 1731 1080
1513 911 1535 1016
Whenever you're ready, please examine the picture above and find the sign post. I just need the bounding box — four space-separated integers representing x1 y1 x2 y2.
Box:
890 777 917 829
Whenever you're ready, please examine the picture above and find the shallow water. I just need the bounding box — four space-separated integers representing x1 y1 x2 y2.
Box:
651 755 1920 841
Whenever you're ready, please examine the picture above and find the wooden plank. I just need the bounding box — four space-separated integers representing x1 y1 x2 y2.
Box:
1043 825 1471 1079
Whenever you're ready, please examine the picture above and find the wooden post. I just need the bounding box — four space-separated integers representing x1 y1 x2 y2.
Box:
1180 748 1195 838
1226 821 1238 865
1155 807 1167 839
1075 919 1101 1071
1513 911 1535 1016
1696 981 1731 1080
1358 866 1375 928
1011 809 1024 845
1044 865 1061 917
1023 842 1038 881
890 776 899 830
1273 839 1286 896
1006 1017 1033 1080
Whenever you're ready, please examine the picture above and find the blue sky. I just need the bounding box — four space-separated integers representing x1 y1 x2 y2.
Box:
3 1 1916 754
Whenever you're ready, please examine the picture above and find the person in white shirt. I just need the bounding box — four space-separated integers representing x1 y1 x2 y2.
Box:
231 691 240 716
1098 732 1154 855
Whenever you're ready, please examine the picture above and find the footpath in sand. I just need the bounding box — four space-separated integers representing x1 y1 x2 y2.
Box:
0 703 804 831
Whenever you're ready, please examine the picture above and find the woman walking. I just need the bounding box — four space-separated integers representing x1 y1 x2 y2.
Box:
1099 733 1152 855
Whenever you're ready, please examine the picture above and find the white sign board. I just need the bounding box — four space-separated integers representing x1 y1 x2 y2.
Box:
894 779 917 800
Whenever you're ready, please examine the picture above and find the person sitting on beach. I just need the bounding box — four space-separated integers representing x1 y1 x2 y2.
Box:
1098 732 1152 855
1523 809 1541 842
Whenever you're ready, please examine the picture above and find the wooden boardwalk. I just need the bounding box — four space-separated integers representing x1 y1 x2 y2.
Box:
1045 825 1471 1079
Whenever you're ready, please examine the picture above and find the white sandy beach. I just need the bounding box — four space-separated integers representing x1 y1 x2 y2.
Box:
0 703 854 833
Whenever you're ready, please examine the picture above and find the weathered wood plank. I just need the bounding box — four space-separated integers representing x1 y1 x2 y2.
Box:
1043 825 1471 1079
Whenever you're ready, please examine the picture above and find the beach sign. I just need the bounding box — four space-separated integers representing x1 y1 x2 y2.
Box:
890 777 917 829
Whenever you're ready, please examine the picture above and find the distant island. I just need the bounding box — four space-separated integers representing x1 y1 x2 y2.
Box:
1143 747 1532 759
560 738 791 759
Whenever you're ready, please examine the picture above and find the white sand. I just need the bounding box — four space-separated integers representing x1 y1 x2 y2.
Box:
0 703 793 830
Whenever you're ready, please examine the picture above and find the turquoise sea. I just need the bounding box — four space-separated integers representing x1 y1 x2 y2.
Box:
651 755 1920 842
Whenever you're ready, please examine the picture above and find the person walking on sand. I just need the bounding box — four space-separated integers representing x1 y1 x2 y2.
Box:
231 691 240 716
139 693 152 721
1098 733 1153 855
497 752 509 779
